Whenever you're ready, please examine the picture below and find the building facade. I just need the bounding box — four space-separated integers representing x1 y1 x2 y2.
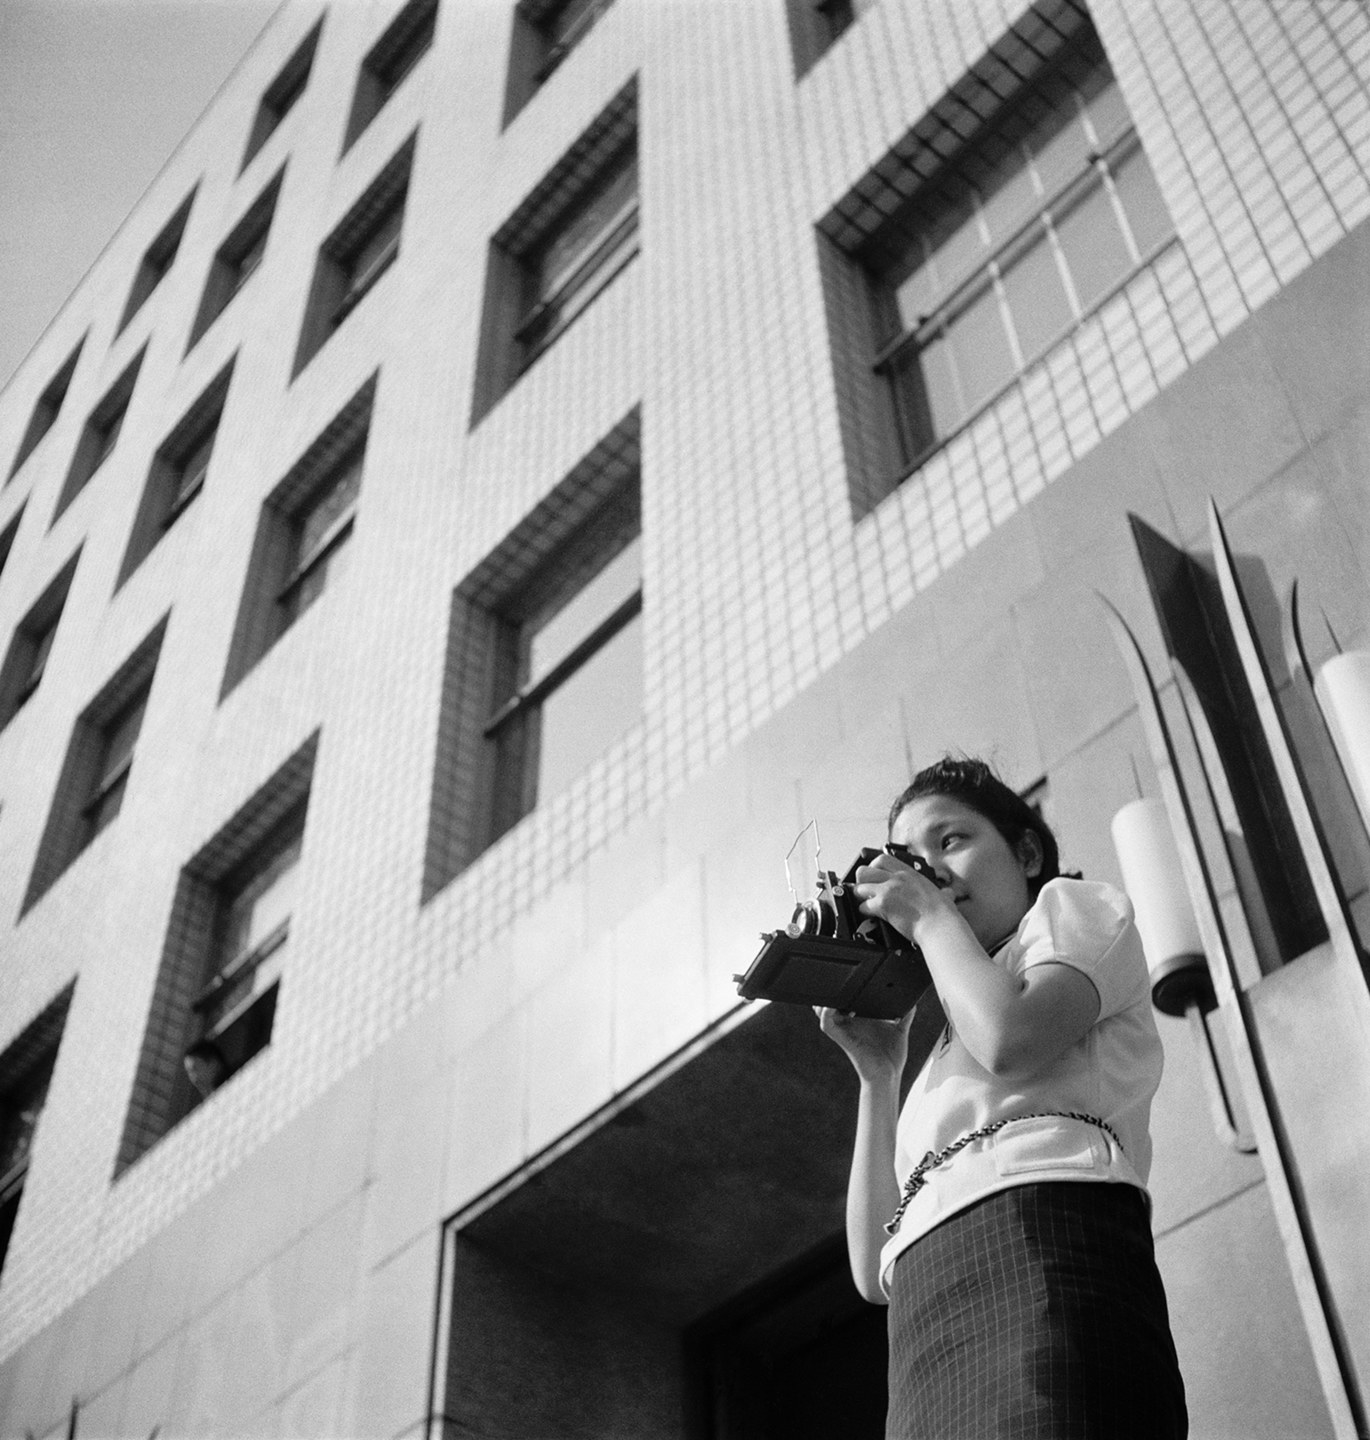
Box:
1 0 1368 1435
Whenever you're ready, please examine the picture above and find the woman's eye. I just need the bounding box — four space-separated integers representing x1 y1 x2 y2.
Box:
941 833 962 848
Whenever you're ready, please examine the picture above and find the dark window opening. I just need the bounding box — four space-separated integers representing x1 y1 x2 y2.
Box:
784 0 875 77
276 443 364 628
221 378 374 698
22 617 165 914
514 141 637 369
187 171 284 350
118 189 195 333
0 550 80 731
0 506 23 583
424 407 640 899
503 0 617 123
688 1241 888 1440
79 684 149 843
241 20 321 171
0 988 71 1280
484 504 642 847
6 339 83 483
342 0 436 151
186 799 303 1100
115 736 316 1173
294 138 413 376
119 359 235 586
51 349 144 522
471 82 637 424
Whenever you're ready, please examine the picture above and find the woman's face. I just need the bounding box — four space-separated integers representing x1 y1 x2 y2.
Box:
890 794 1041 950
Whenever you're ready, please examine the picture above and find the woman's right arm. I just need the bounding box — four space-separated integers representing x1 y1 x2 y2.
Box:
817 1007 914 1304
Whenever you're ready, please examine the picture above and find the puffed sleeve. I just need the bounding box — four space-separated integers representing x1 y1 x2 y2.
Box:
1015 878 1149 1021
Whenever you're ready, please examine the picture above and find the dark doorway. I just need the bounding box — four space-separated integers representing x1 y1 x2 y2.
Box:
687 1238 888 1440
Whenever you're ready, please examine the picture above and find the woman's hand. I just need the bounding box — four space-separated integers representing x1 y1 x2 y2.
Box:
852 850 956 943
816 1004 916 1083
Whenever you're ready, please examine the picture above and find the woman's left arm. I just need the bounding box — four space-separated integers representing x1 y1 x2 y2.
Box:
857 863 1100 1080
910 907 1100 1079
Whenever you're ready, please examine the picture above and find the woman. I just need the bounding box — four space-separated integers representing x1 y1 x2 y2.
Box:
818 756 1186 1439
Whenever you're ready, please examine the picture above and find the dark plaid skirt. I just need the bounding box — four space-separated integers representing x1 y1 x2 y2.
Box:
885 1181 1187 1440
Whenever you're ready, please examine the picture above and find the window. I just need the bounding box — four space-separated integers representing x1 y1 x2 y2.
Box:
187 171 284 349
221 379 373 696
293 138 413 376
80 683 149 841
0 549 79 730
6 339 83 482
484 513 642 844
503 0 617 121
0 506 23 584
241 20 320 171
186 799 303 1100
515 141 637 365
0 989 71 1279
424 408 640 897
51 349 145 522
817 2 1172 515
472 82 638 422
342 0 436 151
118 189 195 333
277 442 363 626
784 0 876 77
116 735 316 1171
22 618 164 913
119 359 234 585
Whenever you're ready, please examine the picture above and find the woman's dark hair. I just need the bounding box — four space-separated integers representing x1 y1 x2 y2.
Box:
887 756 1062 897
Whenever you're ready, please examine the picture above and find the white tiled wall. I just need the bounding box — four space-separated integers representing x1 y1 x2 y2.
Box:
2 0 1369 1358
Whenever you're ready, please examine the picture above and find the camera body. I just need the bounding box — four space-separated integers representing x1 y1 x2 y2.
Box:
733 843 935 1019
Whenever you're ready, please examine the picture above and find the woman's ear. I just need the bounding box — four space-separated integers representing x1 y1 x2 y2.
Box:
1017 830 1044 879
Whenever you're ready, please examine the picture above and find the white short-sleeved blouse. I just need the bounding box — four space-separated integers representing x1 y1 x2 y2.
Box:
878 877 1163 1296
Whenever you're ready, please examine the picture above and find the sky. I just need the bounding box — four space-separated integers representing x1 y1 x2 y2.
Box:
0 0 282 391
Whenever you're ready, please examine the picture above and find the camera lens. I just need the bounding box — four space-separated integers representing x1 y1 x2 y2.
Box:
787 897 836 939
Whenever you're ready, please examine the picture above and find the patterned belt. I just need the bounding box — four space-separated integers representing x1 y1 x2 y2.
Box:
884 1110 1124 1236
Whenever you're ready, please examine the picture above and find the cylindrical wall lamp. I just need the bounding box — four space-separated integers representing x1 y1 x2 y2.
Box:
1110 797 1212 1016
1111 796 1253 1152
1315 649 1370 832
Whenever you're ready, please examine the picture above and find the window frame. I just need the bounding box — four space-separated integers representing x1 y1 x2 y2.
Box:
51 348 145 523
118 359 235 588
293 138 414 377
424 407 641 898
815 1 1172 516
221 379 375 698
0 506 23 583
0 549 80 731
187 170 284 350
274 441 364 627
342 0 437 152
483 524 643 841
472 82 638 423
77 681 150 844
0 989 71 1280
189 799 305 1086
240 20 321 172
115 736 317 1173
118 189 195 334
21 617 165 914
868 109 1168 475
503 0 617 124
6 339 84 483
513 142 639 368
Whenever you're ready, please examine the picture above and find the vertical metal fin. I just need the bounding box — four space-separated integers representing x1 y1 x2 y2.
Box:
1207 502 1362 979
